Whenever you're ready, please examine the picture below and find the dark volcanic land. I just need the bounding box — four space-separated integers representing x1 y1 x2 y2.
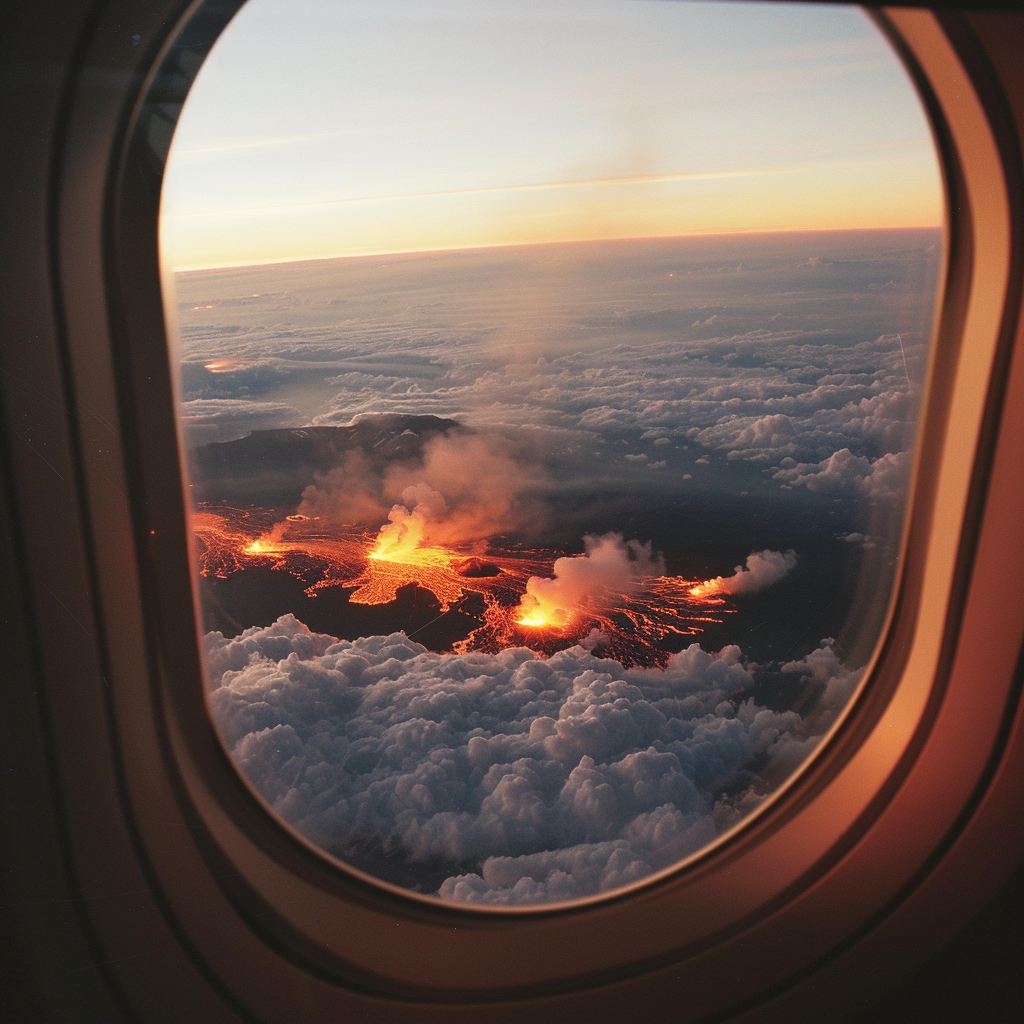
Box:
189 413 463 505
191 414 883 690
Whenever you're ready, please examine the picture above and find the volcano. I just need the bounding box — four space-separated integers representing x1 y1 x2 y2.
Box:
193 504 731 667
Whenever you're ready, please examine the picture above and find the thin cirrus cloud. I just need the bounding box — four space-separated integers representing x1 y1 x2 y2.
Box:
171 167 803 217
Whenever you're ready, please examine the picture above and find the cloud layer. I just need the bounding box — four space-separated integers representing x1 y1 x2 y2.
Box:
175 232 938 507
207 614 860 905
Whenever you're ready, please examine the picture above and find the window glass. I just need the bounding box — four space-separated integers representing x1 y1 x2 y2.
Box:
161 0 943 907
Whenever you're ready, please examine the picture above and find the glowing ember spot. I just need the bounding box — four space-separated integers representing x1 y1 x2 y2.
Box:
517 612 557 628
368 539 452 567
366 504 454 567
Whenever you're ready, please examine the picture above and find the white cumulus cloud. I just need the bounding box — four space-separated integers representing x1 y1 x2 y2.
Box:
205 614 857 905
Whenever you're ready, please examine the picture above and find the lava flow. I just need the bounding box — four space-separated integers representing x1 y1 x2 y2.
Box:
193 503 732 667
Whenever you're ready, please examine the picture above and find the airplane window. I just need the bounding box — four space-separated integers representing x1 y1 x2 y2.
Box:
158 0 943 907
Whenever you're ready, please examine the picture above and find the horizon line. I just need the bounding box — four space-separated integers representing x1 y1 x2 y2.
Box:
167 224 944 275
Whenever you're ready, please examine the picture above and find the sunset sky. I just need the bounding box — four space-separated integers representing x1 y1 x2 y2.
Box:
160 0 944 271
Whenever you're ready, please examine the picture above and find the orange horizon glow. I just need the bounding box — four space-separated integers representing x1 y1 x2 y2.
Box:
163 121 943 272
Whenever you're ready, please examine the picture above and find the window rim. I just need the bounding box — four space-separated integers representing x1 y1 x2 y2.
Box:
40 0 1024 1013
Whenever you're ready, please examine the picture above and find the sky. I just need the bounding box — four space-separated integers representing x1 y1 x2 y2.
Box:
160 0 944 270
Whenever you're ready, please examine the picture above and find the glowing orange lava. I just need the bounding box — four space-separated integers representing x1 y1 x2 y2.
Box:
515 588 576 630
689 581 719 598
193 503 731 666
244 537 282 556
368 530 452 568
516 609 571 630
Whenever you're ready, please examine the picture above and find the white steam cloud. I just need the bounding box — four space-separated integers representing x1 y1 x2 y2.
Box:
517 533 664 627
693 549 798 597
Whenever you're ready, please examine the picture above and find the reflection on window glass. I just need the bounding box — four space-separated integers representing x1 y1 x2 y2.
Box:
161 0 942 906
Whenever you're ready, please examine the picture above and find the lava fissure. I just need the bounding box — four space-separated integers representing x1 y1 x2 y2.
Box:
194 503 733 667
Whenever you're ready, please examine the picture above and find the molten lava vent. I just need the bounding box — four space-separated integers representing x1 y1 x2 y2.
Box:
195 500 750 667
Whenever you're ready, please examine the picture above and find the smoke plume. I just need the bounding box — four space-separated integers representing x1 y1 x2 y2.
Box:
691 549 797 597
517 533 664 628
300 431 541 548
298 450 390 525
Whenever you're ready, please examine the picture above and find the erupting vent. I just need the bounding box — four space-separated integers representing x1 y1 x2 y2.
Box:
195 505 737 666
